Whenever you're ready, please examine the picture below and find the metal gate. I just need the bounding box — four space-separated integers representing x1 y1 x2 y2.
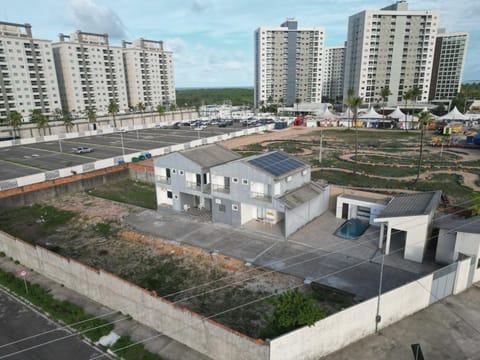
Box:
429 262 458 305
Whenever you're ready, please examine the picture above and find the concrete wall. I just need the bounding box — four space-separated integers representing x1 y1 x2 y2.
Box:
0 231 268 360
269 256 474 360
436 229 457 264
328 186 391 210
335 195 386 225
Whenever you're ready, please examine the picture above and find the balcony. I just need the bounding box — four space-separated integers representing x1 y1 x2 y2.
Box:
156 175 171 184
212 184 230 194
186 181 201 191
250 191 272 202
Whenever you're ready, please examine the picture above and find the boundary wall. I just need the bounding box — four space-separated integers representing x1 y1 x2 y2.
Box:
0 231 268 360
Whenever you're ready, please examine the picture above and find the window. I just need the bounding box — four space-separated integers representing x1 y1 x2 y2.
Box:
232 177 239 183
179 170 184 175
242 179 249 185
286 176 292 182
167 191 173 199
173 194 179 199
172 169 176 174
232 204 239 211
218 204 226 212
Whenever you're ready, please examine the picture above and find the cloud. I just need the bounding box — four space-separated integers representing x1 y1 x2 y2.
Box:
67 0 126 39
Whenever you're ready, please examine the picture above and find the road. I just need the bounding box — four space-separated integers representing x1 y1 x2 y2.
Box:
0 287 104 360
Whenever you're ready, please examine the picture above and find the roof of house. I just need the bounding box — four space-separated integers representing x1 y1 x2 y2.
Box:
245 151 308 179
433 215 480 234
377 191 442 219
181 144 241 169
338 194 389 205
278 181 328 209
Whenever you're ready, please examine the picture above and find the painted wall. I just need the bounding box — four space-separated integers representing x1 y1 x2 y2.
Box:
335 195 386 224
436 229 457 264
269 257 473 360
0 231 269 360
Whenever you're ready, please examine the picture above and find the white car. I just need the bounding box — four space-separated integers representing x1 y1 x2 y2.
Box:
72 147 93 154
193 125 207 131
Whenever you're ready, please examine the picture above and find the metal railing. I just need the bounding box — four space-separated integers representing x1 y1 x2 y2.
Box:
250 191 272 202
186 181 201 191
156 175 171 184
212 184 230 194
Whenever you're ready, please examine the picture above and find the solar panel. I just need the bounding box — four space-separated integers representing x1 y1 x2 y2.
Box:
247 152 305 177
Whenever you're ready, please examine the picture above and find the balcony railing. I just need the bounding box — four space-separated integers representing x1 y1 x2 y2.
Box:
212 184 230 194
186 181 201 191
156 175 171 184
250 191 272 202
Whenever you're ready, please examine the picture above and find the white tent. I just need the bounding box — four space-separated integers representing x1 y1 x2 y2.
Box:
317 107 338 119
389 106 406 119
359 107 383 119
439 106 469 121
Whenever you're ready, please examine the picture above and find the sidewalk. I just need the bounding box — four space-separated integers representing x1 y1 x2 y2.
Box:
0 256 210 360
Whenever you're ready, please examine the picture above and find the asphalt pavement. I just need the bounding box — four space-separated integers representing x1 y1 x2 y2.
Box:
0 287 103 360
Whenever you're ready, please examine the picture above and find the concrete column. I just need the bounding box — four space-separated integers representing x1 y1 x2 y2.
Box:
379 223 385 249
385 223 392 255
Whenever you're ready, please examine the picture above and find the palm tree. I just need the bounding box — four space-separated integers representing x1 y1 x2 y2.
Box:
54 108 63 121
295 98 301 116
31 109 49 136
136 102 146 125
156 104 165 124
6 110 23 138
380 87 392 126
414 111 434 183
410 86 422 129
87 107 96 124
346 96 364 174
63 110 74 133
108 100 119 128
403 89 413 131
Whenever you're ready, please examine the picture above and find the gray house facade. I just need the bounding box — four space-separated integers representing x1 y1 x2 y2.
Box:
154 146 330 237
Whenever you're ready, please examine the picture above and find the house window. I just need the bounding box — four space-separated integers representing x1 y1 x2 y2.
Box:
218 204 226 212
172 169 177 174
242 179 249 185
232 177 239 183
286 176 292 182
167 191 173 199
232 204 239 211
173 194 179 199
179 170 184 175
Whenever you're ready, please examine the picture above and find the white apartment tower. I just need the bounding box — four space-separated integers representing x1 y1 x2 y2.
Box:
0 22 61 121
254 19 324 108
122 39 175 110
344 1 439 106
429 30 468 101
322 45 345 103
52 31 128 114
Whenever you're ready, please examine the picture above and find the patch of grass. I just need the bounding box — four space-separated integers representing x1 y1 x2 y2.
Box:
0 204 76 243
111 336 163 360
312 169 410 189
88 179 156 209
415 174 475 204
268 141 304 154
93 221 120 239
243 143 264 152
0 268 113 342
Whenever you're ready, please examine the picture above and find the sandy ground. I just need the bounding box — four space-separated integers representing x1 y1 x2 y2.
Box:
221 127 316 149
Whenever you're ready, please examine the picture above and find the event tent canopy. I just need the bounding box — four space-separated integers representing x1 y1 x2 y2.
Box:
439 106 469 121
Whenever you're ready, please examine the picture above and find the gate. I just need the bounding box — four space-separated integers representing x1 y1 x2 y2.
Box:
429 262 457 305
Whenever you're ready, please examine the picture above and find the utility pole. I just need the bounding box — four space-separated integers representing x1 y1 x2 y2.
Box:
375 249 385 333
319 128 324 163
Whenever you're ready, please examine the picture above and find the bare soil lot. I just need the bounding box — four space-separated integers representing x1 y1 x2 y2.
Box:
0 192 355 339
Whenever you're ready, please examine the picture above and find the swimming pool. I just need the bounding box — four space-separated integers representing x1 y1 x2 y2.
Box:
335 218 369 239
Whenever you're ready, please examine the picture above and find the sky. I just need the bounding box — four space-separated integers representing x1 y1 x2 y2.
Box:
1 0 478 88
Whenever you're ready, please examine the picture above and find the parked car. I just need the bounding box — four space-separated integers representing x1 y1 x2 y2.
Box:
72 147 93 154
193 125 207 131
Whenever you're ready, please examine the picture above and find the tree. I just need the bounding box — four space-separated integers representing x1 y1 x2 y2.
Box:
414 111 434 184
136 102 146 125
63 110 74 133
262 290 325 339
380 87 392 125
108 100 119 128
5 110 22 138
31 109 49 136
156 104 165 123
87 107 96 124
53 108 63 121
403 89 413 131
346 96 364 174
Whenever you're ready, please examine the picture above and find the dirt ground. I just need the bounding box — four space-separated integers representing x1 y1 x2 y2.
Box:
222 127 315 149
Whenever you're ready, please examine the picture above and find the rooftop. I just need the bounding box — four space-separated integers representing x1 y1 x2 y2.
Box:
433 215 480 234
338 194 389 205
377 191 442 218
181 144 241 169
279 181 328 209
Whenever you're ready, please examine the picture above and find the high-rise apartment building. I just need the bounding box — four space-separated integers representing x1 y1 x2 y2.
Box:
344 1 439 106
53 31 128 114
254 19 324 108
322 45 345 103
0 22 61 121
429 29 468 101
122 39 175 110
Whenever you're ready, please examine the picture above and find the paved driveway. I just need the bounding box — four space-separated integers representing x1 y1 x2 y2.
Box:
125 208 428 300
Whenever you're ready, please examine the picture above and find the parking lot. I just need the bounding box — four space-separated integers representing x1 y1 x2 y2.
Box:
0 124 243 182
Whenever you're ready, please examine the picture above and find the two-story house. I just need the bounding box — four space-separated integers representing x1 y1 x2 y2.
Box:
154 145 330 237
